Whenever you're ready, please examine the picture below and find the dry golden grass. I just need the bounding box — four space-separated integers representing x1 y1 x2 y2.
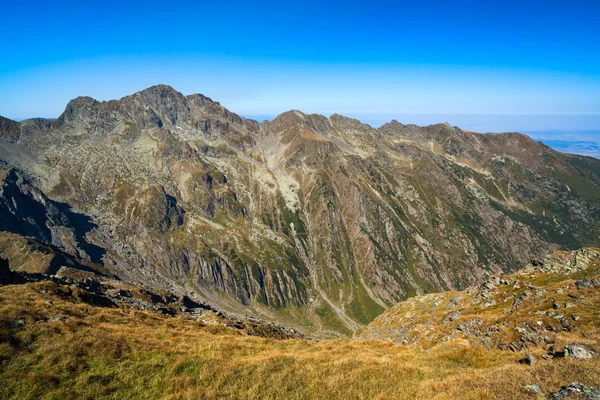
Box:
1 281 599 399
359 251 600 352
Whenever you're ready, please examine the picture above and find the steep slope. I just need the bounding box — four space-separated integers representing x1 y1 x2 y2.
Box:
0 162 107 270
0 85 599 335
357 248 600 351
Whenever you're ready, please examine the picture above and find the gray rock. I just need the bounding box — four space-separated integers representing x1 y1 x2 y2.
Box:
47 316 69 323
517 327 540 344
525 352 537 366
576 278 595 289
524 384 544 394
456 323 468 332
483 281 496 290
509 341 524 352
564 344 597 359
549 382 600 399
514 291 531 308
442 311 461 325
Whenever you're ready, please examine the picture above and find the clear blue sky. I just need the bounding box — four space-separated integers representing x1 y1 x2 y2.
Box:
2 0 600 131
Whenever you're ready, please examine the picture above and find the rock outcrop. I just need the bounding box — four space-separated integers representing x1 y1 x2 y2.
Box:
549 383 600 400
356 248 600 354
0 265 304 340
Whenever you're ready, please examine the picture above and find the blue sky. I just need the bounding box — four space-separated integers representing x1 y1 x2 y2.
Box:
1 0 600 152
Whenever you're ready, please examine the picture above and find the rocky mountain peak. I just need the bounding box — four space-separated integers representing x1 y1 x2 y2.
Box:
132 84 186 104
380 119 405 129
55 96 101 125
52 85 188 130
185 92 219 107
0 116 21 143
268 110 308 129
266 110 335 142
328 113 371 129
186 93 246 127
121 85 188 127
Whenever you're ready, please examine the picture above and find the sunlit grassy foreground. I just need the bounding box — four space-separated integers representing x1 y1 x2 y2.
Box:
1 281 598 400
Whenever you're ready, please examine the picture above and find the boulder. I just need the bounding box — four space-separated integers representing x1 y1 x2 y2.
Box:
549 382 600 399
517 327 540 344
564 344 597 359
525 352 537 366
442 311 461 325
523 384 544 394
576 278 595 289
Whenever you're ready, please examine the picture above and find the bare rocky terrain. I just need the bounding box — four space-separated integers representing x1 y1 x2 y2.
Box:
1 84 599 335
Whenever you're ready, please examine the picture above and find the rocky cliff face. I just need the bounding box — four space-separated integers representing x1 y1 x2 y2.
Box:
0 85 599 335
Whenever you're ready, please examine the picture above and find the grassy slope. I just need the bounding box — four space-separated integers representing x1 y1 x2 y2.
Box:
1 280 599 400
357 249 600 350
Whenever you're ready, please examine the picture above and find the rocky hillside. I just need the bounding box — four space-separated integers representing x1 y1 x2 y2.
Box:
1 85 599 335
357 248 600 352
0 257 303 340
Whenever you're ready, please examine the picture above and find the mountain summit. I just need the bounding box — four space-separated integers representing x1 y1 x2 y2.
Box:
0 85 599 335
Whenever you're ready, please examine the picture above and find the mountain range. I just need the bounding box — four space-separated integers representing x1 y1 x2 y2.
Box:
1 84 599 335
